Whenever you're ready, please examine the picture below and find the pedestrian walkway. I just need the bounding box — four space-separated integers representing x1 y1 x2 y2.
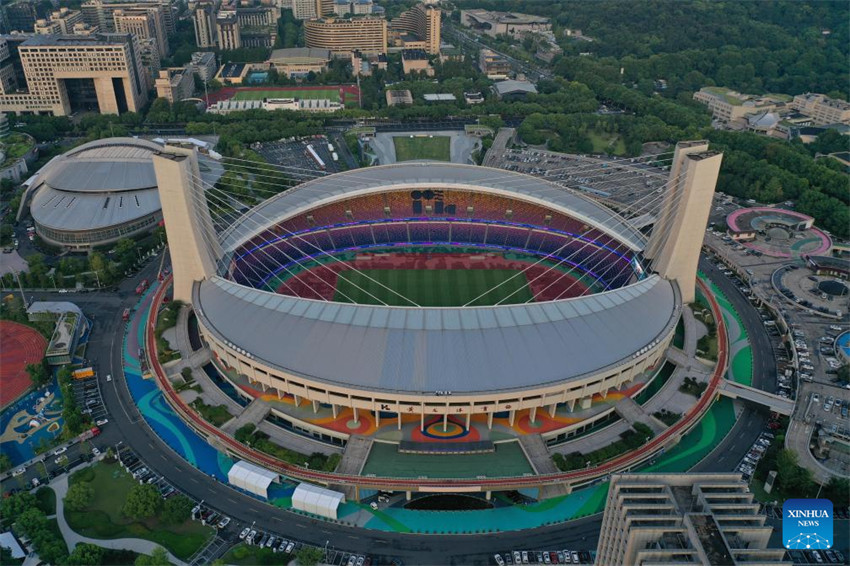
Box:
482 127 515 166
256 420 340 456
221 398 270 435
518 434 559 475
614 397 665 435
337 435 372 476
51 473 186 565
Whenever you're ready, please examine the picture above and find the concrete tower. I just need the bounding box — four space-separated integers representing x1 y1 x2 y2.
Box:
152 145 221 303
644 141 723 303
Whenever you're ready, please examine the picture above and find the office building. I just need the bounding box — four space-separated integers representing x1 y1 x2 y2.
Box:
596 473 789 566
190 51 217 82
193 1 217 48
390 3 440 54
304 17 387 55
155 67 194 103
385 89 411 106
0 33 148 116
34 9 85 36
792 93 850 126
216 13 241 50
692 87 783 124
291 0 317 20
316 0 335 17
236 7 277 48
34 19 61 35
267 47 331 78
81 0 174 35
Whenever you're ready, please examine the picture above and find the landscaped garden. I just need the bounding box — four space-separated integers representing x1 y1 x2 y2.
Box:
64 462 213 560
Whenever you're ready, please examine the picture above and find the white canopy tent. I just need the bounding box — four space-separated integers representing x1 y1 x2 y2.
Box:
291 482 345 519
227 460 279 499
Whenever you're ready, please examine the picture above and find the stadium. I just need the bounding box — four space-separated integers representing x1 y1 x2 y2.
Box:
187 162 684 428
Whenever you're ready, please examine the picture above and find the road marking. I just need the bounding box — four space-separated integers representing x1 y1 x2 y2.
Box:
295 524 307 529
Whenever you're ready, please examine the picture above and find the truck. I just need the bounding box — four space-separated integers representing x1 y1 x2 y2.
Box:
72 367 95 380
78 426 101 441
122 307 131 322
332 152 339 162
327 143 334 153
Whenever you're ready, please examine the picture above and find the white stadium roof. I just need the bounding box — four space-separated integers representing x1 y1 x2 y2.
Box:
227 460 279 498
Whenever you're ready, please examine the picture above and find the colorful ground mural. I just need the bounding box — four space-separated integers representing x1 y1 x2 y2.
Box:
0 380 63 465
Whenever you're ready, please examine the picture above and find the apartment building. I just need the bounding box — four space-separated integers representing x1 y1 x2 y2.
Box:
155 67 194 103
291 0 318 20
332 0 373 17
0 33 148 116
235 7 277 48
34 19 61 35
193 1 217 48
389 3 440 54
304 17 387 55
596 473 790 566
793 93 850 126
216 13 241 50
316 0 335 17
5 1 37 33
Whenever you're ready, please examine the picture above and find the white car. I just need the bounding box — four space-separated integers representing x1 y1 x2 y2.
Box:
53 446 67 456
12 467 26 477
96 419 108 426
494 554 505 566
92 447 101 457
106 374 112 382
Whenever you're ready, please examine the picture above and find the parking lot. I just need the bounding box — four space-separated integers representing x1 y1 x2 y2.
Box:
493 548 594 565
487 147 669 208
253 135 344 177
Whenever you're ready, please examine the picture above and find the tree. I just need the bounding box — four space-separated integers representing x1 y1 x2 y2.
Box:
822 477 849 506
15 507 48 536
295 546 324 566
135 546 171 566
65 482 95 511
122 484 162 520
1 492 37 523
0 453 11 473
64 543 104 565
160 495 192 526
26 360 50 387
234 423 256 443
776 449 814 495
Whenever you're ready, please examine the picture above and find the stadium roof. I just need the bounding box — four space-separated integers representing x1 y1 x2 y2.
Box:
30 138 223 233
220 162 647 253
493 80 538 97
194 273 679 395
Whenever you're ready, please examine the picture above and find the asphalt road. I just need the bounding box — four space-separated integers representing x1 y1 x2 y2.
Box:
692 258 777 474
3 254 783 564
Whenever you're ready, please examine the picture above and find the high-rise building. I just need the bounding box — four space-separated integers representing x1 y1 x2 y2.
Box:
193 1 217 48
644 141 722 303
4 1 37 33
190 51 217 82
236 7 277 48
81 0 174 35
390 3 439 54
216 13 241 50
34 19 62 35
0 33 148 116
596 473 790 566
291 0 317 20
316 0 335 17
304 17 387 55
34 9 86 36
332 0 373 17
113 8 169 58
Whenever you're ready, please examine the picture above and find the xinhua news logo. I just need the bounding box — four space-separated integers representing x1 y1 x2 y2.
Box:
783 499 833 550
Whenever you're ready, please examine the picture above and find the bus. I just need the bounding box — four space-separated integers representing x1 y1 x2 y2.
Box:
122 308 131 322
72 367 94 380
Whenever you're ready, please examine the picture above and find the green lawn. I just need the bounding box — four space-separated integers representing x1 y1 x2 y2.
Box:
222 543 287 565
65 463 213 560
361 441 534 478
189 398 233 426
586 131 626 155
334 269 533 307
393 135 451 162
232 87 342 102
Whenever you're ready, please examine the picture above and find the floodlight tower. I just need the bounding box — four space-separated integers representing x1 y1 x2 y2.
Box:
152 145 221 303
644 141 723 303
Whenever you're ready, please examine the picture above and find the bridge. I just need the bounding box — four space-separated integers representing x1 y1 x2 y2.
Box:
717 379 795 415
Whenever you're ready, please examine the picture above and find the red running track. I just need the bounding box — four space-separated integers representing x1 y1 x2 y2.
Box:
147 276 726 490
274 251 591 302
0 321 47 409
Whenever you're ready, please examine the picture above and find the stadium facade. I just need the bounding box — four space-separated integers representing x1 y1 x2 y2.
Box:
153 143 721 431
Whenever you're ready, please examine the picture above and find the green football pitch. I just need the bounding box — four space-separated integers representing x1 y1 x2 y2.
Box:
393 135 451 162
334 269 533 306
231 88 343 102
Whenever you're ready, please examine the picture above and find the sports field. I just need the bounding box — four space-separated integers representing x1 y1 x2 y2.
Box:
393 135 450 162
334 269 533 306
231 87 357 104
